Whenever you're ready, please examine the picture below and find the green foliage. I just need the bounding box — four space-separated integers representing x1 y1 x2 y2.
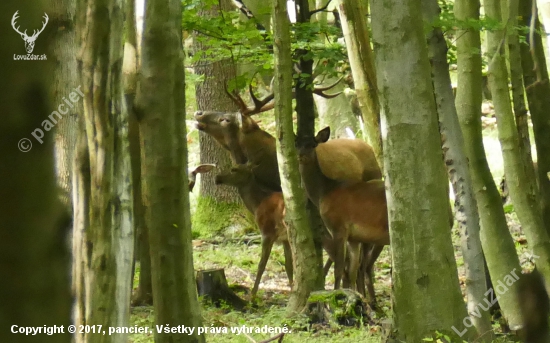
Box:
191 196 250 238
182 0 346 89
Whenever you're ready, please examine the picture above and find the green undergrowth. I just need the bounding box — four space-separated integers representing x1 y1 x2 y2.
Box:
191 196 253 239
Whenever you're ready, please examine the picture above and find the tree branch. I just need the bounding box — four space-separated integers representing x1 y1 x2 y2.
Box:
310 0 333 16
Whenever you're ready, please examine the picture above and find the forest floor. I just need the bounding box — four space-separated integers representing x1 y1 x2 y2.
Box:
129 107 539 342
129 211 533 343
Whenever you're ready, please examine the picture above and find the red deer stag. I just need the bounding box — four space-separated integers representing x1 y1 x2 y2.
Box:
297 127 389 307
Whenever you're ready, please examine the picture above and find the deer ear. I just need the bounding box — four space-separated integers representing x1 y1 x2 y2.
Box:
315 127 331 144
194 164 216 174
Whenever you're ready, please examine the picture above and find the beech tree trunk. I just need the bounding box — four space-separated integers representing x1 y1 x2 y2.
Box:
423 0 493 339
484 0 550 293
193 0 245 234
520 0 550 237
371 0 469 339
337 0 383 170
0 1 71 342
136 0 205 341
49 0 78 212
74 0 135 341
455 0 523 328
273 0 320 312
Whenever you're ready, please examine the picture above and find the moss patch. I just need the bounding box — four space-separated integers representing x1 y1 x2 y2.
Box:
191 196 252 239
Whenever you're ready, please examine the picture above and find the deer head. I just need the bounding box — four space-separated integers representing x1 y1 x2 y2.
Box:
12 11 49 54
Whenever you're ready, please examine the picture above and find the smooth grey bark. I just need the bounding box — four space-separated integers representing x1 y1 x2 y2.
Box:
422 0 493 339
455 0 523 328
520 0 550 237
371 0 468 340
484 0 550 295
273 0 319 312
76 0 135 341
314 78 359 139
337 0 383 170
504 0 537 185
136 0 205 341
0 2 71 342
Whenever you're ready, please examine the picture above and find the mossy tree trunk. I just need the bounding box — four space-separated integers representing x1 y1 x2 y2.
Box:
484 0 550 293
193 0 245 235
136 0 205 341
520 0 550 237
336 0 383 170
49 0 78 212
423 0 493 339
0 1 71 342
455 0 523 328
371 0 469 340
504 0 537 184
273 0 320 312
292 0 326 292
76 0 135 340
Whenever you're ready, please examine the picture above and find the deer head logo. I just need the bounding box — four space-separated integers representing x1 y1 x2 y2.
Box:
11 11 49 54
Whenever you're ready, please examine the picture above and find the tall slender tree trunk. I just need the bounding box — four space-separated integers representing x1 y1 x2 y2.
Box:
422 0 494 342
337 0 383 170
75 0 135 341
273 0 320 312
423 0 493 339
520 0 550 237
49 0 79 213
0 2 71 342
484 0 550 293
136 0 205 341
371 0 468 339
455 0 523 329
193 0 245 234
314 78 359 139
504 0 537 184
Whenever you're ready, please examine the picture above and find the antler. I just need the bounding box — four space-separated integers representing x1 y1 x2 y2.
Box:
11 11 49 39
224 83 275 116
225 76 343 115
30 13 49 39
11 11 25 37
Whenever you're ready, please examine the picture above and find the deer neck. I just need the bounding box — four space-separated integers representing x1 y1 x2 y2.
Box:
236 179 273 214
299 149 339 207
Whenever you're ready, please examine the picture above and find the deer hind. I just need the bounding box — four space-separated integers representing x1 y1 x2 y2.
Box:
214 163 292 299
297 127 389 305
11 11 49 54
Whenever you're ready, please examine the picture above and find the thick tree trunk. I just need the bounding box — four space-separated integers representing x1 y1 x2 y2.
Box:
337 0 383 170
520 0 550 237
193 0 245 234
484 0 550 293
455 0 523 328
0 2 71 342
49 0 78 212
76 0 135 341
423 0 493 339
136 0 205 341
371 0 469 340
273 0 320 312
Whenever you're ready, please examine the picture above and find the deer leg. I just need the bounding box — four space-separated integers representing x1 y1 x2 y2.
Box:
252 236 275 298
331 233 347 290
347 241 361 292
355 243 370 297
364 244 384 308
282 240 293 287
